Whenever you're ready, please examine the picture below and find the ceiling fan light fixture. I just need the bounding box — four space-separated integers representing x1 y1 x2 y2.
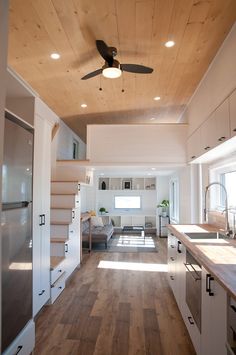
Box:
102 67 122 79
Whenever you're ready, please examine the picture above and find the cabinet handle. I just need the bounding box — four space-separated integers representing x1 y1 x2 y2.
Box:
39 214 43 226
177 241 182 253
14 346 23 355
59 286 63 290
204 146 210 150
170 276 174 280
206 273 214 296
58 269 62 273
218 136 226 142
72 210 75 219
171 233 174 236
233 128 236 132
38 289 45 296
188 316 194 325
42 214 45 226
65 243 68 253
191 155 196 159
170 257 175 261
230 305 236 313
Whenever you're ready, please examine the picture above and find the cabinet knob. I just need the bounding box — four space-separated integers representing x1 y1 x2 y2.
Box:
191 155 196 159
188 316 194 325
204 146 210 151
13 345 23 355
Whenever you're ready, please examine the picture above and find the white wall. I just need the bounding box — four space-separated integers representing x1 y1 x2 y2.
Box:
56 120 86 160
87 124 187 164
0 1 9 351
51 119 86 175
170 167 192 224
183 23 236 136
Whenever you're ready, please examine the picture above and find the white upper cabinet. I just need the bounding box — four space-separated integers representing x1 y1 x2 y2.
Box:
187 128 202 161
213 99 230 145
200 113 215 154
229 89 236 136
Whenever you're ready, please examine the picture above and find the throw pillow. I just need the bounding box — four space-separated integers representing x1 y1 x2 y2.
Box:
91 216 104 227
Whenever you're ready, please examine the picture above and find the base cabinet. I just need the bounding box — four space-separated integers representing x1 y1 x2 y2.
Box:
201 267 227 355
3 320 35 355
168 233 227 355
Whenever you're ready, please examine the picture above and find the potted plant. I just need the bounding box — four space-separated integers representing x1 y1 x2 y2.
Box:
99 207 107 215
157 200 169 217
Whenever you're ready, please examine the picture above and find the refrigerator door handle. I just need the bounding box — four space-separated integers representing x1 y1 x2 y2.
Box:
2 201 32 211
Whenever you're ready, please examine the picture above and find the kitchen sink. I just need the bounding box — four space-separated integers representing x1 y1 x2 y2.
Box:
184 232 225 239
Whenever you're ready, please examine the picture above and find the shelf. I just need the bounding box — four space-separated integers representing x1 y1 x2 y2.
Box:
98 177 156 191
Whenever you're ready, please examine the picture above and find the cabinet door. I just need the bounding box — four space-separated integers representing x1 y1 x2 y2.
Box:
201 114 215 154
214 99 230 146
201 267 227 355
33 115 51 316
187 128 202 161
229 89 236 136
167 234 177 294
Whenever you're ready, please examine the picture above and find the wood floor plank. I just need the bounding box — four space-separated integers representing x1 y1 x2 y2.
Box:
34 237 196 355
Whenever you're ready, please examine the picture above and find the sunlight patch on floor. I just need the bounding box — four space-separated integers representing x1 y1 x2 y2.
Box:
97 260 168 272
116 236 155 248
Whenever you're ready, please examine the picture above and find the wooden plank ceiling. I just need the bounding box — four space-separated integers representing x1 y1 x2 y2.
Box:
8 0 236 142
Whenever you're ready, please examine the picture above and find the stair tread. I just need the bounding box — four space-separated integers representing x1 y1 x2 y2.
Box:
51 180 80 183
51 221 71 225
51 192 78 196
50 256 65 270
51 207 73 210
51 237 69 243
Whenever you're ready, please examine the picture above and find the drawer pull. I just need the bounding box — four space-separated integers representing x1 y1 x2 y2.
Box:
188 316 194 325
65 243 68 253
233 128 236 132
38 289 45 296
177 241 182 253
58 269 62 273
59 286 63 289
191 155 196 159
170 257 174 261
170 276 174 281
218 136 226 142
14 346 23 355
204 146 210 150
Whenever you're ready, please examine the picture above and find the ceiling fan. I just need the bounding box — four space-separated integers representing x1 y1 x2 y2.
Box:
81 40 153 80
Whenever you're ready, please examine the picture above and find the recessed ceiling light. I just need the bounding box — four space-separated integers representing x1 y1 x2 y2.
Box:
165 41 175 48
81 103 87 108
151 168 156 170
154 96 161 101
50 53 60 60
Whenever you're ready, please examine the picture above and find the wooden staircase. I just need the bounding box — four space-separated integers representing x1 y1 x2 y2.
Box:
49 180 81 303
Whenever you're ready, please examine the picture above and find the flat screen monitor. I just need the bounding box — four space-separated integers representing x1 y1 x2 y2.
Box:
114 196 141 209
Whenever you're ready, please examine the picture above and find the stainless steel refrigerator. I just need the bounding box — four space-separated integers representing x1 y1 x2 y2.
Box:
1 111 33 352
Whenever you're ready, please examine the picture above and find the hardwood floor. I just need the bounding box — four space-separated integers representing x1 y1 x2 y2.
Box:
34 238 196 355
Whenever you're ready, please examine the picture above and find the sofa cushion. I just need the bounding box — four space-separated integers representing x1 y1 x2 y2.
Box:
91 216 104 227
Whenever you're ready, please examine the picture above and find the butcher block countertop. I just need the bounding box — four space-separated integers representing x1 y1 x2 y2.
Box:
168 224 236 300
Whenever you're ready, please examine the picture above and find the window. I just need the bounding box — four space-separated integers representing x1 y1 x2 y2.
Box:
220 170 236 208
170 178 179 223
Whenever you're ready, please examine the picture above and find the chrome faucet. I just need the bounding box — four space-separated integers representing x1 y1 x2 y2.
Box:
204 182 232 237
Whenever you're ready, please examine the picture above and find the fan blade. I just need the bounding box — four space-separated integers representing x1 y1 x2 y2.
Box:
121 64 153 74
81 68 102 80
96 40 113 64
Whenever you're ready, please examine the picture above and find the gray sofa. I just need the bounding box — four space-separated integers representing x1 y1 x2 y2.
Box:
82 220 114 248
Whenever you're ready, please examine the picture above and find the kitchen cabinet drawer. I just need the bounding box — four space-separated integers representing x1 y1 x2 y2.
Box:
51 262 66 285
3 320 35 355
183 303 201 355
50 273 66 304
